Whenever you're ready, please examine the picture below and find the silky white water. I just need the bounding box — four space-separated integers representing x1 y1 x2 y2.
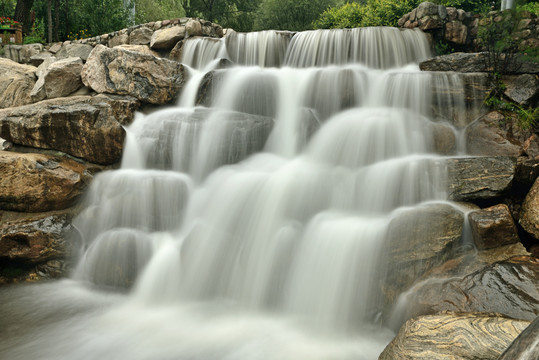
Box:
0 27 478 359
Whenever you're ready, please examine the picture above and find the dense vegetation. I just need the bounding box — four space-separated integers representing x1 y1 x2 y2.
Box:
0 0 537 42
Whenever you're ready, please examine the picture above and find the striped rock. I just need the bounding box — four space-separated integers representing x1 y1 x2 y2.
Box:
379 313 530 360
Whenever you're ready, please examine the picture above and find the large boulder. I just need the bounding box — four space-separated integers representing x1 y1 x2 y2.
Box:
468 204 519 249
0 151 91 212
128 26 153 45
447 156 516 201
81 44 185 104
498 316 539 360
32 57 83 99
380 313 530 360
520 176 539 240
55 43 94 62
0 95 140 164
383 203 464 305
444 20 468 45
465 111 523 156
503 74 539 105
0 58 40 109
150 26 186 49
400 256 539 322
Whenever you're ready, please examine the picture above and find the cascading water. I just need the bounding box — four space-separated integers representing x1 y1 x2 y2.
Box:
0 27 479 359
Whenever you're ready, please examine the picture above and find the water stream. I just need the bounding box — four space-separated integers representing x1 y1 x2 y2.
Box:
0 27 479 359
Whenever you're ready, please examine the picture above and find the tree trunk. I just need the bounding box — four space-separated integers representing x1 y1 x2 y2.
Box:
14 0 35 34
54 0 59 41
47 0 52 43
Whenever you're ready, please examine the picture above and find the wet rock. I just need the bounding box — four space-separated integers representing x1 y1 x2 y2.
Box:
401 256 539 321
520 177 539 240
447 156 516 201
503 74 539 105
498 315 539 360
380 313 530 360
55 43 94 62
383 203 464 304
82 45 185 104
0 58 39 109
468 204 519 249
0 212 75 263
128 26 153 45
0 95 139 164
465 111 522 157
34 57 84 99
150 26 186 49
431 122 456 155
0 151 91 212
420 52 539 74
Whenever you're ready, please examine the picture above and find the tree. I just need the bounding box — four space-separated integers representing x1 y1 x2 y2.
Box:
134 0 185 24
254 0 340 31
185 0 259 31
14 0 34 33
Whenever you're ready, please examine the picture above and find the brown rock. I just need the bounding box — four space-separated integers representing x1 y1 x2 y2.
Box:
520 177 539 239
150 26 186 49
418 16 443 31
498 315 539 360
115 44 160 57
40 57 84 99
0 151 90 212
0 58 39 109
503 74 539 105
128 26 153 45
468 204 519 250
81 45 185 104
108 33 129 47
445 21 468 45
185 19 202 37
0 95 139 164
380 313 530 360
431 122 456 155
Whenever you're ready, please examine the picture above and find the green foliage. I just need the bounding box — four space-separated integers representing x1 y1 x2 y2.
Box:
517 1 539 14
0 0 16 17
254 0 340 31
23 17 45 43
135 0 185 24
186 0 258 32
314 0 419 29
429 0 494 13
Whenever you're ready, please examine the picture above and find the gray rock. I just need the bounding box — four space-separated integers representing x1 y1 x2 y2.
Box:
116 44 160 57
29 52 53 67
0 58 39 109
150 25 186 49
81 45 185 104
48 42 62 54
55 43 94 61
19 44 44 64
465 111 523 156
128 26 153 45
498 316 539 360
416 2 440 19
447 156 516 201
380 313 530 360
0 95 139 164
108 33 129 47
503 74 539 105
420 52 539 74
468 204 519 250
39 57 83 99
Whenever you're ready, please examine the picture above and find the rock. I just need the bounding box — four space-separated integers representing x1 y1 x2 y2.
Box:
128 26 153 45
401 256 539 322
465 112 522 156
380 313 530 360
468 204 519 249
503 74 539 105
48 42 62 54
0 58 39 109
185 19 202 37
447 156 516 201
55 43 94 61
498 316 539 360
108 33 129 47
0 151 90 212
420 52 539 74
0 212 75 263
116 44 160 57
39 57 84 99
19 44 44 64
418 16 443 31
169 40 184 61
431 122 456 155
150 26 186 49
0 45 22 63
0 95 139 164
81 45 185 104
520 177 539 239
29 52 53 67
515 157 539 188
445 21 468 45
383 203 464 305
416 2 440 19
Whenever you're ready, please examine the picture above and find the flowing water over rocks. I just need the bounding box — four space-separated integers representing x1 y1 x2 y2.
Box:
0 27 520 359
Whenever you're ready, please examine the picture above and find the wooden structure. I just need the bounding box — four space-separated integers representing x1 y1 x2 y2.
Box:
0 23 23 45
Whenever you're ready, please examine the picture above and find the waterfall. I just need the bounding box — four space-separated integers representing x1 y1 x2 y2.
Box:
0 27 479 360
